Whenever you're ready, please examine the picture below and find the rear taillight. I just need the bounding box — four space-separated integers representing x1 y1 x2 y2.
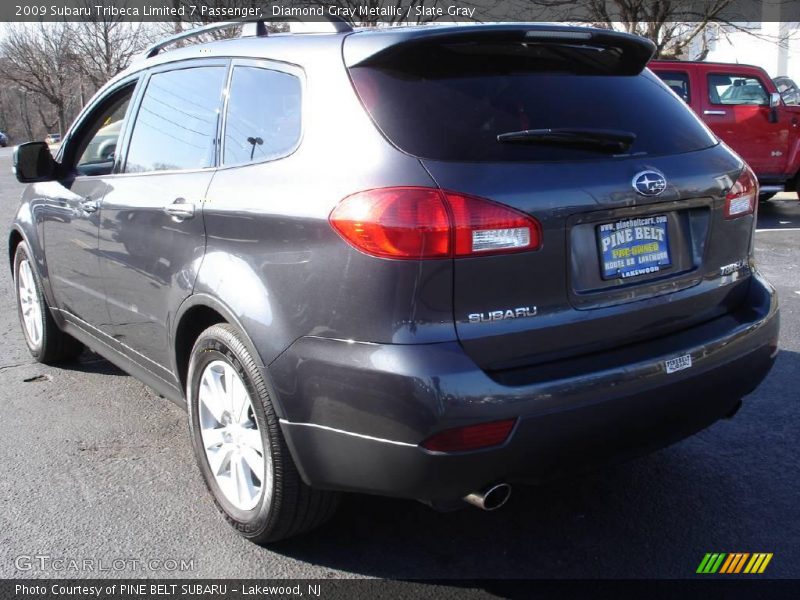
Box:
724 167 758 219
446 192 539 256
420 419 517 453
329 187 541 260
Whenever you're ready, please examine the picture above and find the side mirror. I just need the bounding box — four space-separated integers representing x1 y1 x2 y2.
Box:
13 142 58 183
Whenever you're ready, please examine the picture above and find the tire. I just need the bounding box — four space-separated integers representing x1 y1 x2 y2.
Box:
187 323 339 543
13 242 83 364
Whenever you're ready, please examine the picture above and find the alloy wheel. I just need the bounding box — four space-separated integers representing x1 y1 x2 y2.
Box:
17 259 43 349
198 360 269 511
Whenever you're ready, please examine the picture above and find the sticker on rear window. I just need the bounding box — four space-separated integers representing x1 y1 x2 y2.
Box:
665 354 692 374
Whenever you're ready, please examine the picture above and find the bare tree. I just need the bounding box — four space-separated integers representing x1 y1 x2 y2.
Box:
70 0 154 91
585 0 739 58
16 91 36 141
0 22 76 135
0 59 11 133
524 0 766 58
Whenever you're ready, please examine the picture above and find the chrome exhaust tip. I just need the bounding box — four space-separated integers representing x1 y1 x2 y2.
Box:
463 483 511 511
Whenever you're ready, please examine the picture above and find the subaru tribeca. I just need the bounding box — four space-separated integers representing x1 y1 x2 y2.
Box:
8 21 779 543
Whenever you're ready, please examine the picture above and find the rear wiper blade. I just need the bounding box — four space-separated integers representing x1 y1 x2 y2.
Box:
496 128 637 152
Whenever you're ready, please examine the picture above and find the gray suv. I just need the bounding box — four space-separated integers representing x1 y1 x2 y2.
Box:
8 21 779 543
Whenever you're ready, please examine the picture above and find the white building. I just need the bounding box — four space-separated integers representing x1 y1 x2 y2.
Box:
702 21 800 81
684 0 800 81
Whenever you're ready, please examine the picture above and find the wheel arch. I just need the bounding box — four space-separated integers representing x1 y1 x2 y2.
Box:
8 227 24 274
171 293 287 418
8 196 52 285
173 301 227 396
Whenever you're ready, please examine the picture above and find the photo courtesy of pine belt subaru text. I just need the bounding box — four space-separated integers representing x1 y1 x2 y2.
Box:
8 19 779 543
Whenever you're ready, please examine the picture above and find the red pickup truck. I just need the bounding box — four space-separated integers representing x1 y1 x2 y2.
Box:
651 60 800 200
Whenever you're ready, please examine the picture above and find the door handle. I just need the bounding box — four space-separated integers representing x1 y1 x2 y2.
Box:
80 198 99 213
163 198 195 220
703 110 727 116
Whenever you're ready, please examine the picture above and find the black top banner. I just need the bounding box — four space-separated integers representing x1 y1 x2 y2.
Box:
2 0 798 23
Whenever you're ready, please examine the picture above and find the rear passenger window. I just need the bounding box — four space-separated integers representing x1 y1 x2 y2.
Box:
223 66 301 165
125 66 226 173
655 71 690 102
708 74 769 106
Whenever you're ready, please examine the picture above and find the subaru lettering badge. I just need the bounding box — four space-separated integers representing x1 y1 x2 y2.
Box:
632 170 667 196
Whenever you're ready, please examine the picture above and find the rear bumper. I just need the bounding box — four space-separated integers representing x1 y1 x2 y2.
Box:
269 273 779 504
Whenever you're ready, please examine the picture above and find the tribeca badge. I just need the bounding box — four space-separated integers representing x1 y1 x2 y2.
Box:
696 552 773 574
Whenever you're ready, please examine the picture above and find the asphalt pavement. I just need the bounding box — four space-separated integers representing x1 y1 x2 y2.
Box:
0 144 798 580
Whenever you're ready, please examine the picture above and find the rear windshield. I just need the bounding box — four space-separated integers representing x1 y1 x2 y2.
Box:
349 42 717 162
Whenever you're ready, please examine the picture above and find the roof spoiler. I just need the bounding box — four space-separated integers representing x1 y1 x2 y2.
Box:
344 25 656 76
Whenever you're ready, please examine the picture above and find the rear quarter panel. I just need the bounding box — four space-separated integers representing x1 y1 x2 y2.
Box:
197 38 456 368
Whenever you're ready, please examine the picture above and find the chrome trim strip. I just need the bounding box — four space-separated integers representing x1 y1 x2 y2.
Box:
278 419 417 448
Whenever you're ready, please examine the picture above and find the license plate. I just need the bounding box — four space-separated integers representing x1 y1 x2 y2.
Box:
597 215 671 280
665 354 692 374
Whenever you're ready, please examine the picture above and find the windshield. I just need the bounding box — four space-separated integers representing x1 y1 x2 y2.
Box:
349 42 717 162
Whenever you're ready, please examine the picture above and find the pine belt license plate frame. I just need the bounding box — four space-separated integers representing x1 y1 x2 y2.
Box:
597 214 672 280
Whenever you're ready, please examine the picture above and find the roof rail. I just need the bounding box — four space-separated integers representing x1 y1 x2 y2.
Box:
141 16 353 59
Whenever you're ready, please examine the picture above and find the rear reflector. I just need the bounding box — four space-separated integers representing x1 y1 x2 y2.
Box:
420 419 517 453
330 187 541 260
724 167 758 219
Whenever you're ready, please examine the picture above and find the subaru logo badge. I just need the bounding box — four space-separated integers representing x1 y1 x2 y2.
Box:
632 170 667 196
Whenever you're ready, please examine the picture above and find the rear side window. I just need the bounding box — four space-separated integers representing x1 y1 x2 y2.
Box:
708 74 769 106
349 42 717 162
223 66 301 165
654 70 690 102
125 66 226 173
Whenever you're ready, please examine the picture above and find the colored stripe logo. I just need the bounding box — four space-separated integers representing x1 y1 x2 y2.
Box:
697 553 773 574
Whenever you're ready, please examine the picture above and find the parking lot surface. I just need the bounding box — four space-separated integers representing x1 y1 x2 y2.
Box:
0 145 798 579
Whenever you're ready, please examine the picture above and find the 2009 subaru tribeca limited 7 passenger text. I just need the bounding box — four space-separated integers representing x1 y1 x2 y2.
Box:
8 21 779 543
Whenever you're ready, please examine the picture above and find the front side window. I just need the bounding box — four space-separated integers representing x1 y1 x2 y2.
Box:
223 66 302 165
708 74 769 106
125 66 226 173
71 84 135 176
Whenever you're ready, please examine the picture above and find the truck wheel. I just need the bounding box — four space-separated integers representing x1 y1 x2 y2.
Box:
13 242 83 364
187 323 339 543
